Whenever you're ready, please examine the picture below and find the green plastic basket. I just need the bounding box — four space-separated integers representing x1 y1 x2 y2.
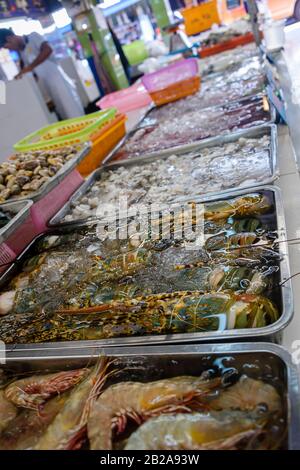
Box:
14 108 117 153
123 40 148 66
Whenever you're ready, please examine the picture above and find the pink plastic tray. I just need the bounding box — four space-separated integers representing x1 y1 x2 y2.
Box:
0 243 17 274
142 58 199 93
0 168 84 275
97 82 152 114
31 169 84 232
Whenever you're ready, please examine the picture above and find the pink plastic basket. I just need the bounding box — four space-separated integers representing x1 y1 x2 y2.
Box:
142 58 199 93
97 82 152 114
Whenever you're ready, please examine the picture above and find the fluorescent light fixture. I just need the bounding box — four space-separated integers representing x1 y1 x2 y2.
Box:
52 8 72 29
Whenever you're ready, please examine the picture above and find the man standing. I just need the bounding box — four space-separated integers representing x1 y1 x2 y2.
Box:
0 28 84 119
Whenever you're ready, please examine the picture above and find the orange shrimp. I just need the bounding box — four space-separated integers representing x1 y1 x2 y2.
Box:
5 369 89 411
87 375 221 450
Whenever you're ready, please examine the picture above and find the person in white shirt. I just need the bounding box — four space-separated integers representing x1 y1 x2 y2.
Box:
0 28 84 119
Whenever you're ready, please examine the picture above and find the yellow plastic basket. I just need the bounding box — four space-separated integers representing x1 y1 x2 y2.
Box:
14 109 117 153
77 113 127 177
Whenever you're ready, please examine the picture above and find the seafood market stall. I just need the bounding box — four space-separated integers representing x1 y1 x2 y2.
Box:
1 16 300 452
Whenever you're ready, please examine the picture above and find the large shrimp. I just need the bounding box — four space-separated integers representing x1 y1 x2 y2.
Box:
0 390 17 433
209 375 281 413
34 357 113 450
87 374 221 450
5 368 89 411
124 411 266 450
0 394 69 450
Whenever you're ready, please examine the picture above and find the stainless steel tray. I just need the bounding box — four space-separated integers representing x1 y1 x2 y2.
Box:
101 105 154 166
3 143 90 205
4 343 300 450
103 94 277 165
0 199 33 243
49 124 278 228
3 185 293 352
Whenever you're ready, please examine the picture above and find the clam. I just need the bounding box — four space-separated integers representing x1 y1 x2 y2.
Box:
15 175 31 187
0 145 82 202
6 177 17 189
9 184 21 196
22 160 39 171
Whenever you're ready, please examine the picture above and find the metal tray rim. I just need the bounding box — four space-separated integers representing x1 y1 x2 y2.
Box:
0 199 33 243
104 123 278 169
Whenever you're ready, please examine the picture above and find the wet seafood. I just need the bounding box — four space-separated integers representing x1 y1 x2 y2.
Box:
0 394 69 450
90 248 152 282
64 135 272 223
203 193 271 221
209 375 281 413
0 291 16 316
205 232 266 251
0 187 281 345
199 19 252 47
113 95 271 161
5 368 89 410
124 411 266 450
0 390 17 433
198 43 260 76
88 374 221 450
0 352 287 450
53 291 278 335
0 146 81 203
207 266 270 294
147 67 265 121
34 358 111 450
0 291 279 344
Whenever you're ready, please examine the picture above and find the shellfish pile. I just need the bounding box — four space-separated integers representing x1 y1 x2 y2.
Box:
0 146 81 203
0 356 287 450
64 134 271 222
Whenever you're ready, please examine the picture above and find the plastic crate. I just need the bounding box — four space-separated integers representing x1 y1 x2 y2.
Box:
142 59 200 106
97 82 152 114
77 113 127 176
181 1 221 36
142 58 198 92
199 32 255 58
149 75 200 106
13 109 116 153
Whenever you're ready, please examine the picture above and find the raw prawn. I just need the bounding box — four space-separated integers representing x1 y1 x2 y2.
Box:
124 411 266 450
5 368 89 410
87 374 221 450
